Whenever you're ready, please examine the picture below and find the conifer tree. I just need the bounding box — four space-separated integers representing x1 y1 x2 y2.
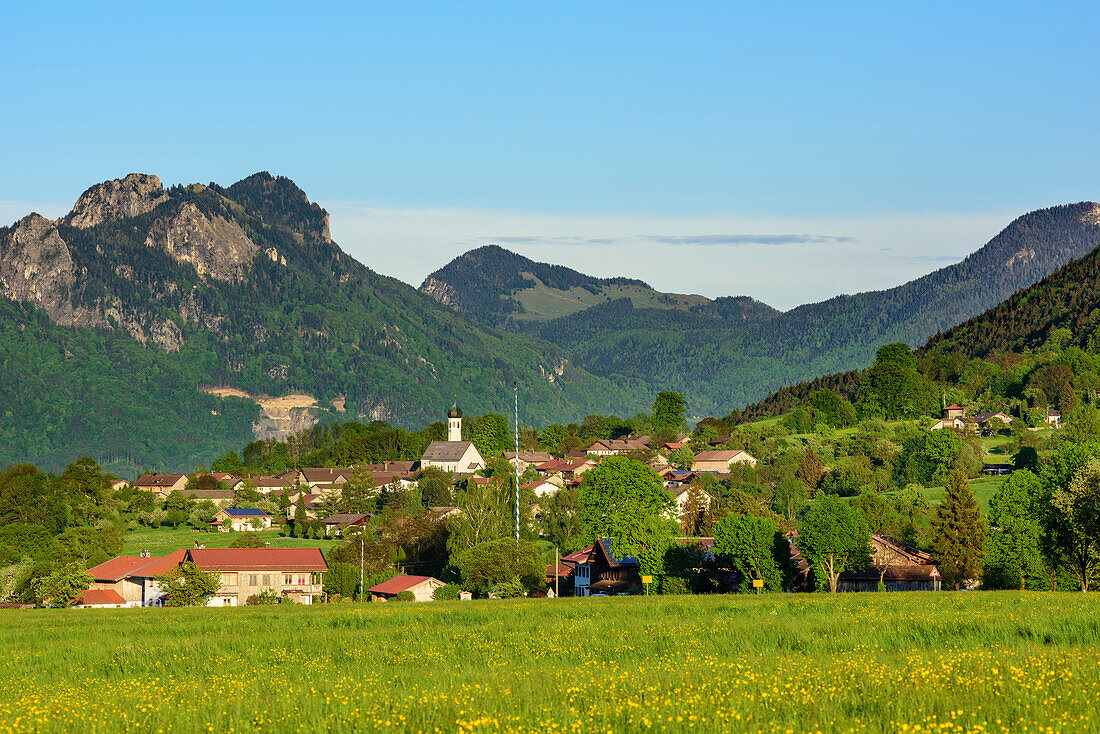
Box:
931 470 986 589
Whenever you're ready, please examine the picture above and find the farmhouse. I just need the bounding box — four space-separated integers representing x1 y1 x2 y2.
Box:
521 479 560 498
503 451 553 472
691 450 757 472
133 473 189 499
214 508 272 532
322 513 370 536
367 575 446 602
585 436 651 456
84 550 188 607
185 547 327 606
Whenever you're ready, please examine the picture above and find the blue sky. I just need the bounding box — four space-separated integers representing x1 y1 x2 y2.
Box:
3 2 1098 307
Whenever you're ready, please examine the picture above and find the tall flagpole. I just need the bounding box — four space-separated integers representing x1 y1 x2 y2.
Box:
514 382 520 541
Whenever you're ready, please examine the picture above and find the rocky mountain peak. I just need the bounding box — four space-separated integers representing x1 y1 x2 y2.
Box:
67 173 169 229
145 202 259 282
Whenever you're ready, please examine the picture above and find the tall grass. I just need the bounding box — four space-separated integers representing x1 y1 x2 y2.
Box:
1 593 1098 732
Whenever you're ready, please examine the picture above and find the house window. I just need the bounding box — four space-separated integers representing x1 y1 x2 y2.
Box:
262 574 271 586
249 574 258 586
221 573 237 586
284 574 293 585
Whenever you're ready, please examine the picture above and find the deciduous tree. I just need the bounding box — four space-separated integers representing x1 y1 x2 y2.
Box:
714 514 783 591
796 495 871 593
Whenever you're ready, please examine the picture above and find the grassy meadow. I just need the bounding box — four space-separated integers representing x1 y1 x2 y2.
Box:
120 526 338 556
2 593 1100 733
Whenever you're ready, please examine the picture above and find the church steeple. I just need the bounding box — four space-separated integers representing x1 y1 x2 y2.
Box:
447 401 463 442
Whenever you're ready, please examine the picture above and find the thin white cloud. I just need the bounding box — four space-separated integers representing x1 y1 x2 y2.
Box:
321 201 1017 311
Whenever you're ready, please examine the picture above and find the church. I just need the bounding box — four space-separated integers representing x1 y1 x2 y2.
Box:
419 403 487 473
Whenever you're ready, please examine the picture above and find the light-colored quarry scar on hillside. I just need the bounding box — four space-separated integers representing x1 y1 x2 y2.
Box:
511 273 710 321
203 387 319 440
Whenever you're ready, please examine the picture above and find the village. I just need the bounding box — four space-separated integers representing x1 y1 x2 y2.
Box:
70 401 953 609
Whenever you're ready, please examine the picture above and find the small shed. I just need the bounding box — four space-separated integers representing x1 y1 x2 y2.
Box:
367 575 446 602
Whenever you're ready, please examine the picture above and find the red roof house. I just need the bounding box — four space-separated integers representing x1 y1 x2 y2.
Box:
367 574 446 602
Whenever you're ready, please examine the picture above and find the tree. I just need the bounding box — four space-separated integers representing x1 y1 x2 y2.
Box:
539 424 570 455
668 446 695 470
230 532 266 548
930 470 986 590
156 561 220 606
1049 459 1100 591
796 495 871 593
771 476 808 522
578 457 674 571
293 497 308 536
323 561 360 599
797 450 825 497
542 483 585 554
652 391 687 435
455 538 544 597
416 467 453 507
31 561 89 608
983 470 1043 590
446 477 511 556
852 489 895 535
679 482 711 536
60 457 110 524
469 414 511 457
714 514 783 591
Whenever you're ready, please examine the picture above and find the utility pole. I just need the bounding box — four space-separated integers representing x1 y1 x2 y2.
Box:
555 546 559 598
514 382 521 542
359 528 364 602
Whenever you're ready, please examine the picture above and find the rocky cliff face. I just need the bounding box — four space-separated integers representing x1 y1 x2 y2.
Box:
0 213 100 326
145 202 258 282
66 173 169 229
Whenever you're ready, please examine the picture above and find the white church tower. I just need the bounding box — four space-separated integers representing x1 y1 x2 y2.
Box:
447 402 463 442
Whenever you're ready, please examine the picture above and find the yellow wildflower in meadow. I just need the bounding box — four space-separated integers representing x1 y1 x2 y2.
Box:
0 593 1098 732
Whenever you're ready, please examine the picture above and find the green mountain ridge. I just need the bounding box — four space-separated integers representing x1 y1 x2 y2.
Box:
0 173 645 474
423 203 1100 416
736 213 1100 422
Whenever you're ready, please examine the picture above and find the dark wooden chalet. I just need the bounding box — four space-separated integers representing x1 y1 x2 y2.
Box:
574 538 642 596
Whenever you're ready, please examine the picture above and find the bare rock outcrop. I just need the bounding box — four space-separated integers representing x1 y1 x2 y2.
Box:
419 275 461 308
0 213 100 326
145 202 258 282
67 173 169 229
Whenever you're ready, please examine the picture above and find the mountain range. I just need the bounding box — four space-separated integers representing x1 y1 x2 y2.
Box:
421 203 1100 415
2 171 1097 474
0 173 641 473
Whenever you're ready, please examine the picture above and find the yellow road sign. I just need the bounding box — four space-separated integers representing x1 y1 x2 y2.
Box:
752 579 764 588
642 575 653 584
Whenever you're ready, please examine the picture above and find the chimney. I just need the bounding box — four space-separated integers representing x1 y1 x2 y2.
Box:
141 549 150 558
194 540 200 548
265 542 270 548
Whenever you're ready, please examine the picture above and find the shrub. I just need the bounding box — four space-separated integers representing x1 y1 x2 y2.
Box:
488 578 525 598
659 575 689 595
246 589 281 605
230 532 266 548
394 590 415 602
432 583 461 601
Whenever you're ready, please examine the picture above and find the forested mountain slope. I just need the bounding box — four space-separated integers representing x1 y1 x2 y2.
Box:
0 173 642 474
420 244 779 327
736 213 1100 423
424 204 1100 415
